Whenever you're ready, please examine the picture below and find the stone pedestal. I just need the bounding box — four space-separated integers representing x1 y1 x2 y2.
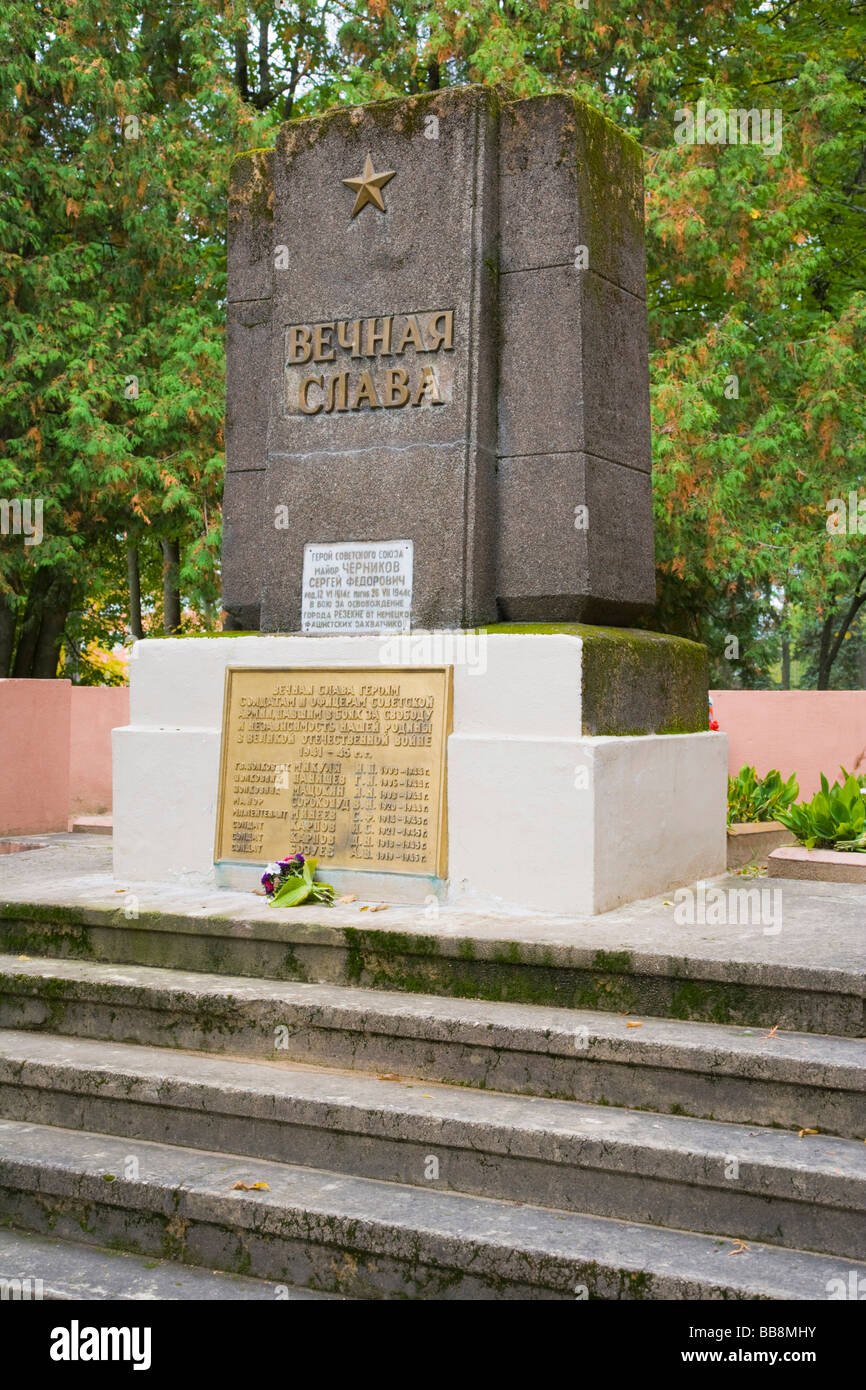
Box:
113 628 726 916
224 88 655 633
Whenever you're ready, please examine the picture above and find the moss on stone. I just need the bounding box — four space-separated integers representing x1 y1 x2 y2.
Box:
484 622 708 735
492 942 522 966
281 945 307 980
161 630 260 639
0 917 95 960
0 901 88 925
231 147 276 163
228 148 274 227
3 972 73 1030
576 98 643 263
591 950 633 973
343 927 438 960
280 85 502 166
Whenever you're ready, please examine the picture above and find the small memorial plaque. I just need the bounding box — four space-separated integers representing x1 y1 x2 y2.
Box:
215 665 451 877
301 540 413 634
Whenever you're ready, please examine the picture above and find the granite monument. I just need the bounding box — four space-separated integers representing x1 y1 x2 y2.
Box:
112 86 726 914
223 87 655 633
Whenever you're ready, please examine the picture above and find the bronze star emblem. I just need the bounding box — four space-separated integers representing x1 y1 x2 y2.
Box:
342 154 396 217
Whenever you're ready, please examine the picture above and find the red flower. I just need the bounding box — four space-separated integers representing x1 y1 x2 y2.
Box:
709 720 720 731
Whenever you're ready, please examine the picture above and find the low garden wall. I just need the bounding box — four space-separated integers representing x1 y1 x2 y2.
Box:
69 686 130 816
0 679 128 834
711 690 866 797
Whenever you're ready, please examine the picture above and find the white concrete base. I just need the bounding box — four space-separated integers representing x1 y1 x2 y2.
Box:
113 633 727 915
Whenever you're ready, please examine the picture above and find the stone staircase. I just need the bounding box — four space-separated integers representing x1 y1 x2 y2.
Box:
0 927 864 1300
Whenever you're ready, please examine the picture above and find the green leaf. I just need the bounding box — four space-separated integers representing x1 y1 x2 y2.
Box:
270 878 313 907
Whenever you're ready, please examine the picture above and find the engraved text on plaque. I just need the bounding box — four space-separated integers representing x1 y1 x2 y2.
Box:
215 667 452 877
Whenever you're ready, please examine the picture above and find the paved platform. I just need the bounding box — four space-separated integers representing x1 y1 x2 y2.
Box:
0 833 862 981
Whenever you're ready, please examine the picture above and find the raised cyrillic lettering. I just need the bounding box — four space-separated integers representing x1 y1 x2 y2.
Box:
394 315 425 354
412 365 442 406
287 324 312 365
324 372 349 412
298 375 324 413
337 319 362 357
312 323 336 362
364 316 392 357
382 367 410 407
426 311 454 351
352 371 382 410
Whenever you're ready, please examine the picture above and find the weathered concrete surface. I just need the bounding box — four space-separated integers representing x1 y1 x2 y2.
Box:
0 1227 340 1300
1 1030 863 1257
0 957 863 1137
0 836 863 1033
1 1119 861 1299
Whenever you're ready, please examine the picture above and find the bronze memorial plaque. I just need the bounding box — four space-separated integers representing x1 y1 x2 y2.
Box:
215 667 452 877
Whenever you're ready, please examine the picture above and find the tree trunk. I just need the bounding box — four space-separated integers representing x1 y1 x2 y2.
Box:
127 544 144 640
234 27 250 102
282 53 299 121
257 14 270 107
31 571 73 678
10 567 71 678
818 574 866 689
11 566 54 677
817 615 834 690
781 637 790 690
162 538 181 634
427 59 440 91
0 591 15 677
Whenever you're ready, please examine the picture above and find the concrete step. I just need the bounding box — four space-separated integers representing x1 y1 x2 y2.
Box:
0 1030 863 1258
1 956 864 1138
0 1226 340 1300
68 816 112 836
0 1118 862 1300
1 880 863 1034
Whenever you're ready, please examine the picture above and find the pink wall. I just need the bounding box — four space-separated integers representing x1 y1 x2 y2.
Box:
0 680 128 833
69 686 129 815
3 681 863 831
711 691 866 798
0 679 72 834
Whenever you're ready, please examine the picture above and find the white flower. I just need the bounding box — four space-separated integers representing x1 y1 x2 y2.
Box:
265 862 281 875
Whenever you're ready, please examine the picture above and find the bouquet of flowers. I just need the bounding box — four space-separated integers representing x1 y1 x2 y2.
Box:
261 853 335 906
